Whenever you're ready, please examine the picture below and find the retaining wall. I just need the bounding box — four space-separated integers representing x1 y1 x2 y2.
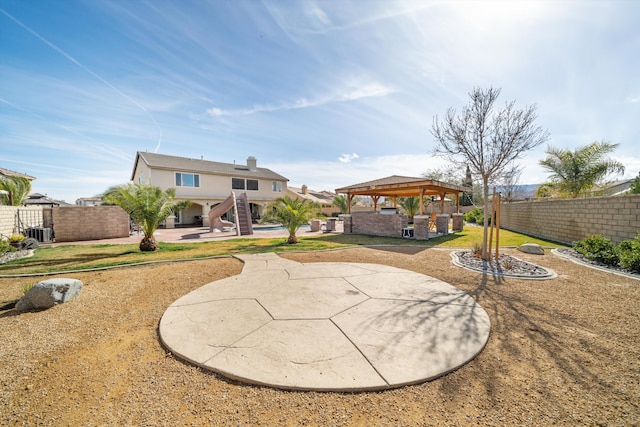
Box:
500 195 640 245
53 206 130 242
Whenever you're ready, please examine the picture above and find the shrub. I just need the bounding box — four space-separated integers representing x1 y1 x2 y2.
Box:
617 236 640 273
0 238 12 255
573 234 619 266
464 207 483 224
464 207 492 225
9 234 25 243
471 241 482 258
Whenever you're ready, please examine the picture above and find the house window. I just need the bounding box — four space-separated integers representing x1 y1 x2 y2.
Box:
232 178 245 190
247 179 259 191
232 178 259 191
175 172 199 187
272 181 282 192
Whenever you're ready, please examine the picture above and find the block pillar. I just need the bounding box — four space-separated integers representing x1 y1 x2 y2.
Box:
452 213 464 232
436 214 449 235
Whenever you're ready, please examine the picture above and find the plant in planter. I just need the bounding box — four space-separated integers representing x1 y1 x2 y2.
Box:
8 234 25 249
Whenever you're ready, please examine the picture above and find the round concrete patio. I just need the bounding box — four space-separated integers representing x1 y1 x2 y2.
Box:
159 253 491 391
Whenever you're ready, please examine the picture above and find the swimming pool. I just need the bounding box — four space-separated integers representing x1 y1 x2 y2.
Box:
254 224 311 231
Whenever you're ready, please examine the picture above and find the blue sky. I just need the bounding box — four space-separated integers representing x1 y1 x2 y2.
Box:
1 0 639 203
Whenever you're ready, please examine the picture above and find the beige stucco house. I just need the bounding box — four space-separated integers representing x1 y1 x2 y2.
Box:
130 152 289 227
287 185 336 216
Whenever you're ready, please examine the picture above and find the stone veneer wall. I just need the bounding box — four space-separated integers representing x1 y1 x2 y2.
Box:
53 206 130 242
342 212 408 238
499 195 640 245
0 206 43 238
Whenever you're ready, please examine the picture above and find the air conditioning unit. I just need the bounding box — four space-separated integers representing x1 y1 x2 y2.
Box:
26 227 52 242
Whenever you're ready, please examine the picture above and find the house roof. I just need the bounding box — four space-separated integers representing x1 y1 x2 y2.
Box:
335 175 466 198
288 186 334 205
24 193 71 206
0 167 36 180
131 152 289 182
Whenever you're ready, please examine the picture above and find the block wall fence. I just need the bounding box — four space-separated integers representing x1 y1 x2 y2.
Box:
499 195 640 245
53 206 130 242
0 206 43 238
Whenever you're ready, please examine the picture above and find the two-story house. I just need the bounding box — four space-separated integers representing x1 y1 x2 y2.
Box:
130 152 289 227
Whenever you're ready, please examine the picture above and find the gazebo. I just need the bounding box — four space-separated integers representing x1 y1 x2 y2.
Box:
335 175 467 239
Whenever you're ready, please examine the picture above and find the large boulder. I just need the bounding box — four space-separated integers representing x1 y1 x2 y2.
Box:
517 243 545 255
15 278 83 311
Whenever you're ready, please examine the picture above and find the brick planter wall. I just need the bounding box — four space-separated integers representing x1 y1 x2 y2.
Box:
53 206 130 242
500 195 640 245
342 212 408 238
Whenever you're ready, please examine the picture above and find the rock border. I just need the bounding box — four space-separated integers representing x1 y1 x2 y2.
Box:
450 251 557 280
551 248 640 281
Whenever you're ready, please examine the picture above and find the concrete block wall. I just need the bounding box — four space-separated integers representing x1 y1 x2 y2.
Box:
53 206 130 242
343 212 408 238
500 195 640 245
0 206 43 238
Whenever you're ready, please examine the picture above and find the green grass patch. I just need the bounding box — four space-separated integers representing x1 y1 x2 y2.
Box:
0 227 564 276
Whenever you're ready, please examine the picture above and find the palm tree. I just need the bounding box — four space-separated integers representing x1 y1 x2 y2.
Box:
398 197 421 222
103 183 190 251
630 172 640 195
261 196 320 244
539 141 625 198
0 176 32 206
332 194 359 214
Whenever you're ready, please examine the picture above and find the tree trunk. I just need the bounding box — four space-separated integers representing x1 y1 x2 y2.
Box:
140 235 159 252
482 180 490 261
287 234 298 244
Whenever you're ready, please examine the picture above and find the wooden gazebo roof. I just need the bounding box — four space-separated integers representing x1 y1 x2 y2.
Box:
335 175 466 214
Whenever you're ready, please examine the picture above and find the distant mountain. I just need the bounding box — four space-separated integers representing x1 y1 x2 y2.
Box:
494 184 539 200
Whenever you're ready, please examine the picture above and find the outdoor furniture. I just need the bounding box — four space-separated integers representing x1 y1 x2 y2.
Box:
428 212 437 231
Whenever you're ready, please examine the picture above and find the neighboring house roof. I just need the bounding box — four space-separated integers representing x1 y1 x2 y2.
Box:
0 167 36 181
131 152 289 182
288 186 335 206
24 193 71 206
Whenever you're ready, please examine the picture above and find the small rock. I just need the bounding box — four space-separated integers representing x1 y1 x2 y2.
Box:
517 243 545 255
15 278 83 311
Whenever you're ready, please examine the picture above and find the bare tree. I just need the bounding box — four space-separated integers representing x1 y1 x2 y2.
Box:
421 165 462 183
499 163 524 202
431 87 549 260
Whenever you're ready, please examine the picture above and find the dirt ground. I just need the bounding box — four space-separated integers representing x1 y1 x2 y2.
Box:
0 247 638 426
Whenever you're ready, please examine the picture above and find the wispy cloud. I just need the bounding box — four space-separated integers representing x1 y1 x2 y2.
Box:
338 153 359 163
207 81 395 117
0 8 164 152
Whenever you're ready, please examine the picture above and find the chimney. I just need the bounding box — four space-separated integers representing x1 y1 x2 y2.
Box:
247 156 257 171
302 185 308 195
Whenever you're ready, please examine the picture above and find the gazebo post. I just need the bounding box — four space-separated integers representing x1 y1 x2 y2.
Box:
455 192 460 213
419 188 425 215
347 193 352 214
439 192 446 213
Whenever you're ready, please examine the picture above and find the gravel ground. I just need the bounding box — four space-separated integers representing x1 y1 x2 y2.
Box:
1 247 639 426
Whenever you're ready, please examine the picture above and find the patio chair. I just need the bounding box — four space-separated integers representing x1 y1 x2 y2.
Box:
428 212 437 232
